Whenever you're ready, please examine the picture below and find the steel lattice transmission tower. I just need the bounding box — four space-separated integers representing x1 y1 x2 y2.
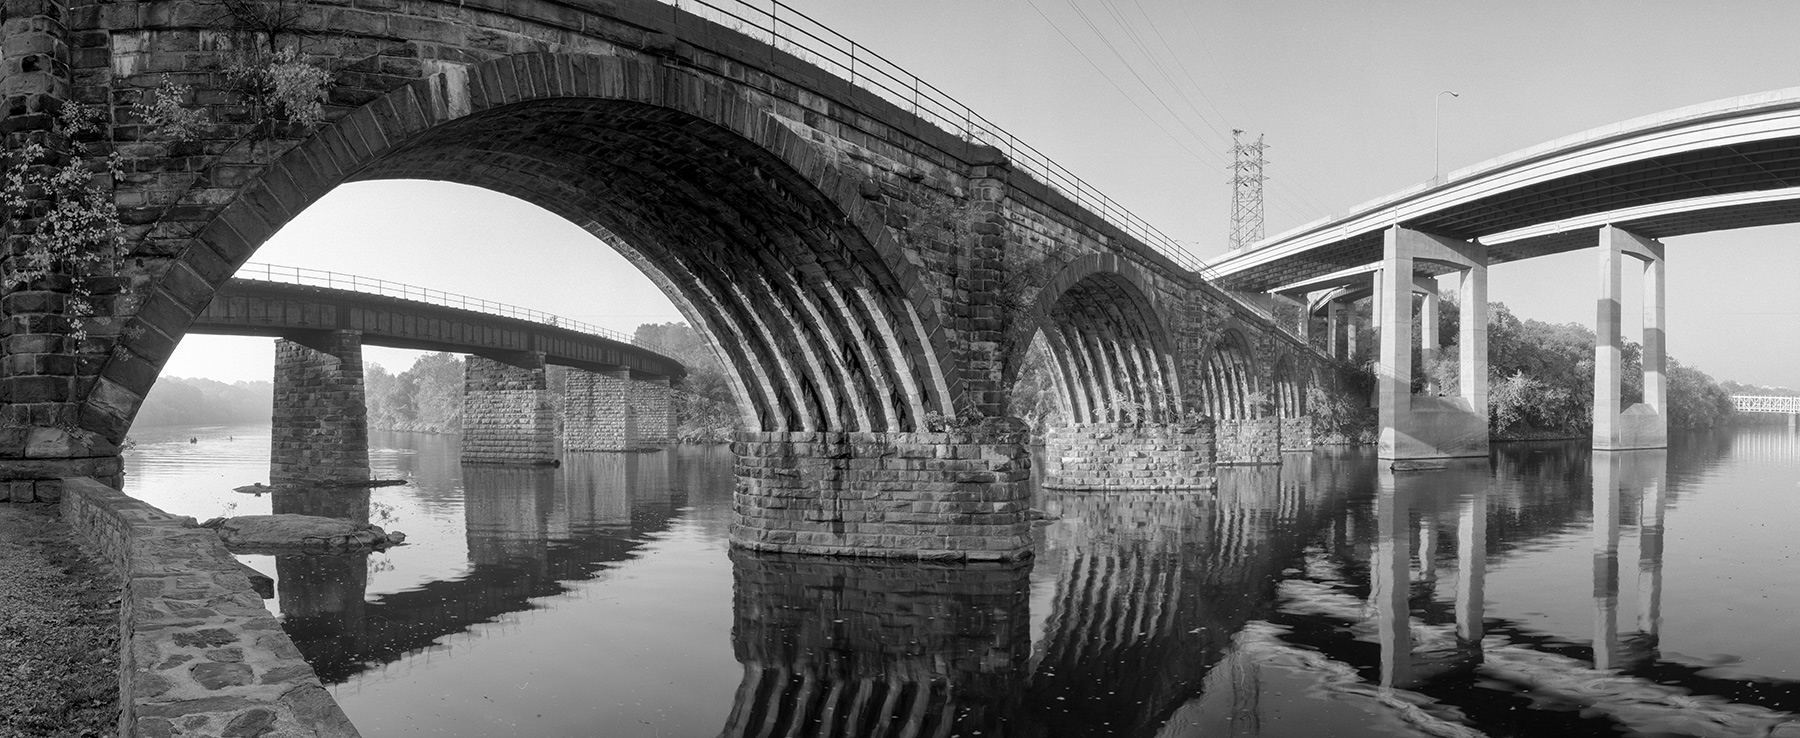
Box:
1228 129 1267 251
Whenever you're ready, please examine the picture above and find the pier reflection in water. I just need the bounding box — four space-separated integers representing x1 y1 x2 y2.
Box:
120 426 1800 736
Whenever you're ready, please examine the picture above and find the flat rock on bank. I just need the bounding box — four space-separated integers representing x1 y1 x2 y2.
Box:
201 514 406 553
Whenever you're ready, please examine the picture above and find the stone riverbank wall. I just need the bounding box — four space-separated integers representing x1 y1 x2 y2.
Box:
58 478 360 738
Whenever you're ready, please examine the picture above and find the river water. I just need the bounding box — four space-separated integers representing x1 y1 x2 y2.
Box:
122 424 1800 737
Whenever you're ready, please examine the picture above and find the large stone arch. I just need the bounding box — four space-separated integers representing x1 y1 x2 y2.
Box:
81 52 960 441
1017 254 1181 424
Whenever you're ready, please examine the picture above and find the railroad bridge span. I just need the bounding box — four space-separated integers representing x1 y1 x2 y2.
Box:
197 264 688 482
0 0 1339 560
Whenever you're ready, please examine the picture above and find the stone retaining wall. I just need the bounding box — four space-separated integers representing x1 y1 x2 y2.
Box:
1041 422 1216 490
732 430 1033 561
58 478 360 738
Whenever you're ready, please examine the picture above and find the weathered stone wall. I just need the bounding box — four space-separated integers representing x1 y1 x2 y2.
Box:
59 477 359 738
732 430 1033 561
461 355 555 465
1041 422 1215 490
272 331 369 485
1216 417 1282 465
561 367 633 452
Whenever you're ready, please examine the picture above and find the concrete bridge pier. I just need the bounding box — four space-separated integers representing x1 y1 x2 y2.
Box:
462 353 557 465
271 330 370 486
1595 226 1668 450
1377 227 1489 460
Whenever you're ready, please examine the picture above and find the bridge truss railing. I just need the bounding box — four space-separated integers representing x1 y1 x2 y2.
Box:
659 0 1297 338
1732 395 1800 413
233 263 672 355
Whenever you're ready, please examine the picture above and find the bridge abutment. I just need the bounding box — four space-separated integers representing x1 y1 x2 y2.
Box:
1377 227 1489 460
1041 422 1216 490
462 354 557 465
271 331 370 486
731 430 1033 561
1595 226 1668 450
629 376 675 446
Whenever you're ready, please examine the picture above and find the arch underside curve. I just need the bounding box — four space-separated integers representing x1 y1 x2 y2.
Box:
1200 329 1258 421
1037 272 1180 424
86 53 960 438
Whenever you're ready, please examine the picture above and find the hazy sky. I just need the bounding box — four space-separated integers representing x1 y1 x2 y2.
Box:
165 0 1800 389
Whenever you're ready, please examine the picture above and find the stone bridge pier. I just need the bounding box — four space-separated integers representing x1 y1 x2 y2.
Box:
271 330 371 486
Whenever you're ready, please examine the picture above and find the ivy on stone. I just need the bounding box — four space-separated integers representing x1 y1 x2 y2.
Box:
226 47 332 134
1 103 127 337
132 75 210 142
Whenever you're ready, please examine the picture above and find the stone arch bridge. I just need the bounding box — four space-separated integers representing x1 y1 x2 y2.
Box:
198 264 689 483
0 0 1345 560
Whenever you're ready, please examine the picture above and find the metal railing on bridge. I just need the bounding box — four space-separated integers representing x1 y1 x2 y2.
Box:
656 1 1299 338
233 263 672 354
1731 395 1800 413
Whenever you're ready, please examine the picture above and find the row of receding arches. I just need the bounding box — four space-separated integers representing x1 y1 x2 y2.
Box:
1194 331 1306 422
1029 268 1308 427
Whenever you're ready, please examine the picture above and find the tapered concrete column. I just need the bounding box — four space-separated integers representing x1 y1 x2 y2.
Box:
1328 301 1349 359
1595 226 1668 450
1378 226 1488 459
462 353 557 465
562 367 637 451
271 330 369 486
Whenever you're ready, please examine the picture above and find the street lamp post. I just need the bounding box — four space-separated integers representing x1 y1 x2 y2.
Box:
1435 90 1460 181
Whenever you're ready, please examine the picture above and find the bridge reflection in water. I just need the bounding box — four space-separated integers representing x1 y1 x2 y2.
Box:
250 430 1800 735
275 451 685 683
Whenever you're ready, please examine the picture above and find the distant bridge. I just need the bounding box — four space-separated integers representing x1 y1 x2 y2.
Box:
1731 395 1800 414
190 263 688 480
196 263 685 379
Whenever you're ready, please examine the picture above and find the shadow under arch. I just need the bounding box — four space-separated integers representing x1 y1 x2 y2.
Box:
86 51 959 440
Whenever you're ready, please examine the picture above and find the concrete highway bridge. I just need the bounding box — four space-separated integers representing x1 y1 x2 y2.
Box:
1204 89 1800 459
193 263 686 484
